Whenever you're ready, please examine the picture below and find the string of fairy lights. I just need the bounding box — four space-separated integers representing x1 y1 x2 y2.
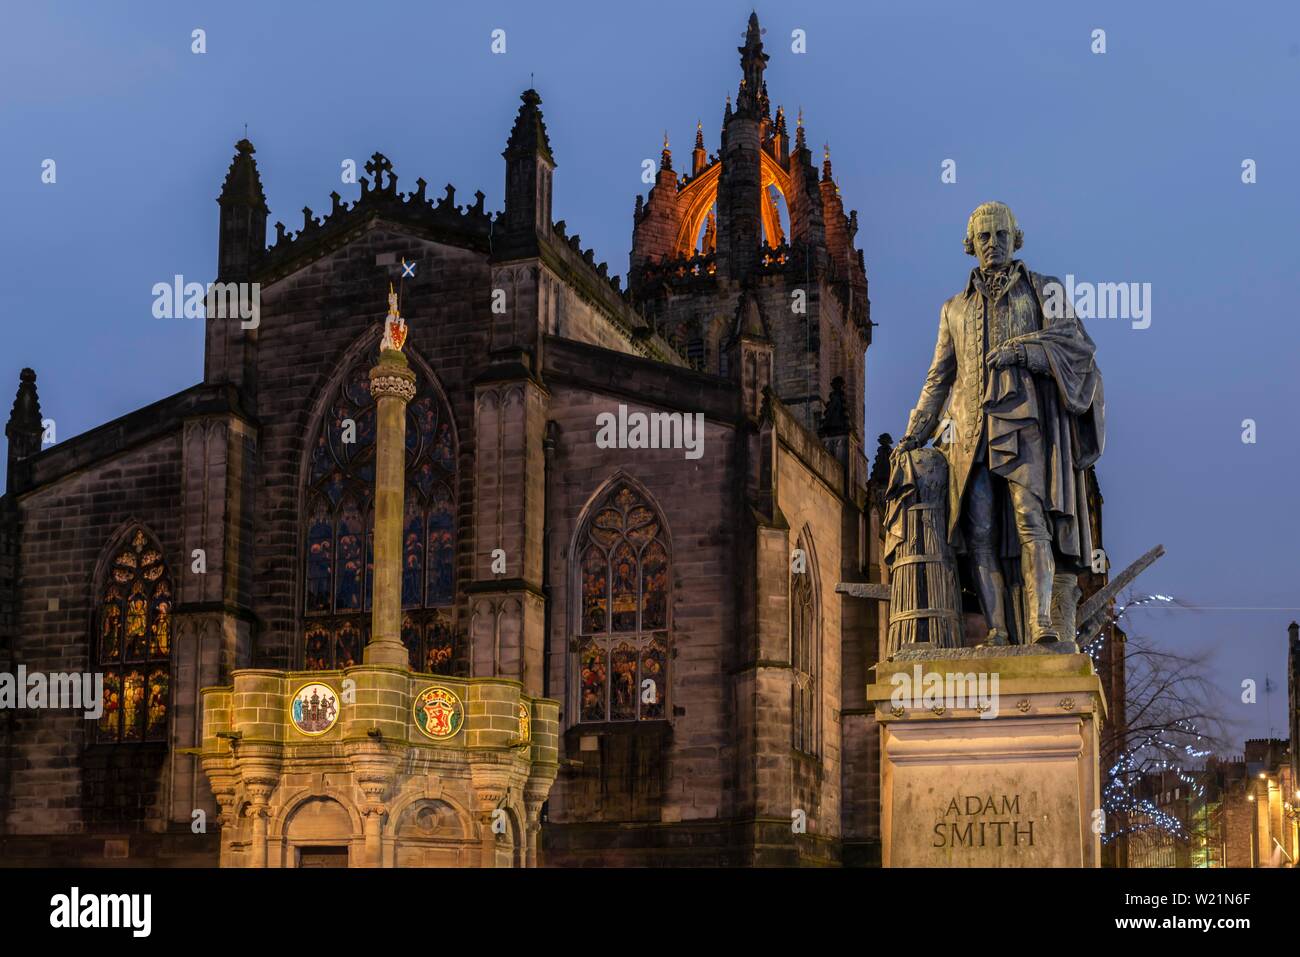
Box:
1079 594 1217 845
1102 721 1215 845
1081 593 1176 663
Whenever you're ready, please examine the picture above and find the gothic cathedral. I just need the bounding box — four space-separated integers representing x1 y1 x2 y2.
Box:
0 14 889 867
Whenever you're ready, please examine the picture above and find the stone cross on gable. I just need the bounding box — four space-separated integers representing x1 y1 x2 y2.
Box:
365 152 394 190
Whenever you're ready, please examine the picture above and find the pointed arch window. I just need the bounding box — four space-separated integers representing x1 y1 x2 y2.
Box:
302 349 458 673
96 529 172 743
575 482 669 723
791 532 820 756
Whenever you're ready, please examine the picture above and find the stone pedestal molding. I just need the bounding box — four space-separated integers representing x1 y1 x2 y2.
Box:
868 647 1106 867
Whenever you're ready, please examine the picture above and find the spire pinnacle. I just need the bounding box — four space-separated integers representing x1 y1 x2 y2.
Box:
822 143 833 180
736 12 769 114
818 377 852 437
5 367 44 469
692 121 708 175
6 368 41 432
218 138 268 211
504 87 554 164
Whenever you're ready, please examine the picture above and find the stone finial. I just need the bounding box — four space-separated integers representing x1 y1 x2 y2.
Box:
870 433 894 488
6 366 44 475
503 88 554 164
737 12 769 114
363 152 396 193
818 376 852 437
734 291 768 340
7 368 41 431
692 121 708 176
702 210 717 252
218 138 268 211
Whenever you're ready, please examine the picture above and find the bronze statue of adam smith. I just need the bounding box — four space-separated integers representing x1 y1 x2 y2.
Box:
895 202 1105 646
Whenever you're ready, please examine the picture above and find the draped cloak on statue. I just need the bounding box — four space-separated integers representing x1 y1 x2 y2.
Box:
903 267 1105 571
985 303 1105 566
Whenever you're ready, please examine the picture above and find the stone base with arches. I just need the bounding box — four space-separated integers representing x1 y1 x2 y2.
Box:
199 667 557 867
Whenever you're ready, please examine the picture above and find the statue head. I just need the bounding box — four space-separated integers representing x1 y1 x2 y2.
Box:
964 201 1023 269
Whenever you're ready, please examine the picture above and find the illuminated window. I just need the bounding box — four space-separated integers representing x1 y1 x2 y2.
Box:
791 530 820 755
303 349 457 672
575 482 669 723
97 528 171 743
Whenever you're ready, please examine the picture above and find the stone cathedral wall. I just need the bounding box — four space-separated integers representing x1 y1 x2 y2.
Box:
0 426 222 864
249 229 491 670
539 362 743 865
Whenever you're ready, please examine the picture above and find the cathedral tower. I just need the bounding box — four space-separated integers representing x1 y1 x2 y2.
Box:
628 12 871 439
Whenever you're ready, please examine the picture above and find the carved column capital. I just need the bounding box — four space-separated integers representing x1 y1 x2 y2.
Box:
358 779 389 806
369 355 417 402
213 792 239 829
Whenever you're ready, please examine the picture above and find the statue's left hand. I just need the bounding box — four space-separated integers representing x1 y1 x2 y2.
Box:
985 344 1020 369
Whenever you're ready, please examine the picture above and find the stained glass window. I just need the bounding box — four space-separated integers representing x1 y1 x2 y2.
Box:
302 350 459 673
97 528 172 743
575 483 669 723
790 536 819 756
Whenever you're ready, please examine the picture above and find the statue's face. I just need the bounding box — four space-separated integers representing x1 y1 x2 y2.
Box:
971 210 1016 270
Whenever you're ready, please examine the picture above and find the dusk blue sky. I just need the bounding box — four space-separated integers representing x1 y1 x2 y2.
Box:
2 2 1297 747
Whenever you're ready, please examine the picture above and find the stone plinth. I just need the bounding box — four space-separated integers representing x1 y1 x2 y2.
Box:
867 646 1106 867
199 666 558 867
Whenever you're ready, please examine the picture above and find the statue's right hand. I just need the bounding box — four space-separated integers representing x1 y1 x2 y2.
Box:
894 434 921 455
